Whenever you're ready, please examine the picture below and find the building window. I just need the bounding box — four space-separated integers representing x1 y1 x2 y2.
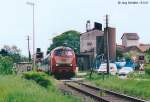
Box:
87 42 92 46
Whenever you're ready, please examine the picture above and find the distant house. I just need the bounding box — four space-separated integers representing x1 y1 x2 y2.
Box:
123 46 142 53
117 33 150 62
121 33 139 47
138 44 150 52
119 33 150 53
117 44 150 57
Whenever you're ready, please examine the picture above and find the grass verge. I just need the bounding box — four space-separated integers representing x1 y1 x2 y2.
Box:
0 74 82 102
86 72 150 100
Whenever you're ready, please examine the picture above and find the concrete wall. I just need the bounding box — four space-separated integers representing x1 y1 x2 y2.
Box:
80 29 104 56
126 40 139 47
14 63 32 74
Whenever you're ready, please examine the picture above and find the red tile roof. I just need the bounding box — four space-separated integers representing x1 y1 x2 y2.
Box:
139 44 150 52
123 46 142 53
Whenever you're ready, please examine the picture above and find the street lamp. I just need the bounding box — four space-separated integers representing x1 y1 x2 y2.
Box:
26 2 36 69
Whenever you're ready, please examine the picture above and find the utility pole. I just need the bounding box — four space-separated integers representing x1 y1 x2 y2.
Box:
27 35 31 62
106 14 110 74
26 2 36 69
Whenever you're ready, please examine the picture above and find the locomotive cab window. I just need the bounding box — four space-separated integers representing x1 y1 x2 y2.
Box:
54 49 73 56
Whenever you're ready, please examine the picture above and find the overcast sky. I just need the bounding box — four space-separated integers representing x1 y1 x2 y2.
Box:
0 0 149 56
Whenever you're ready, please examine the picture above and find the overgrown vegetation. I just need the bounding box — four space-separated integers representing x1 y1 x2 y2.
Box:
144 64 150 75
0 56 13 74
145 48 150 63
0 75 82 102
22 71 51 88
86 73 150 100
0 45 29 75
116 48 123 60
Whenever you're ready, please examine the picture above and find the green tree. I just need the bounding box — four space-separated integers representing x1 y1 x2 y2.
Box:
123 52 132 60
0 56 13 74
116 48 123 60
48 30 80 54
0 45 21 63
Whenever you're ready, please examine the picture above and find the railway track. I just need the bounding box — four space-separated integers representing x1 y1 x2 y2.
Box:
64 81 149 102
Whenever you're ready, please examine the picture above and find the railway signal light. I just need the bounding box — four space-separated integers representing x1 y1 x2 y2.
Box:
139 55 144 60
36 48 43 63
36 52 43 59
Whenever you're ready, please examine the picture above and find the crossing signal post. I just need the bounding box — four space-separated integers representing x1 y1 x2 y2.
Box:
139 55 144 61
138 55 144 71
36 52 43 61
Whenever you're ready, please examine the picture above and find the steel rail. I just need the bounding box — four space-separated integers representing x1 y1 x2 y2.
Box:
75 81 148 102
65 82 109 102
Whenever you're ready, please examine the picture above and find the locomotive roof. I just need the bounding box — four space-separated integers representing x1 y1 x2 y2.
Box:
53 46 73 51
42 46 74 60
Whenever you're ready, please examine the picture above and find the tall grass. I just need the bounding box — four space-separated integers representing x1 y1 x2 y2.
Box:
145 64 150 75
0 75 81 102
0 56 13 74
86 73 150 100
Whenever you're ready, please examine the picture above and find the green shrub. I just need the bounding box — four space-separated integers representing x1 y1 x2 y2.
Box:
22 71 51 88
145 64 150 75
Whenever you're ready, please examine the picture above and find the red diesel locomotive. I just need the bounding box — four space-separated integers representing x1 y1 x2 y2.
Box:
40 46 76 78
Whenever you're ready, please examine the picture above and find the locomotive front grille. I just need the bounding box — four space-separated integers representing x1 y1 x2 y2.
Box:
56 63 72 67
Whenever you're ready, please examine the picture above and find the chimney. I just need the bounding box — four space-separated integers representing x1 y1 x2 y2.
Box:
86 20 91 32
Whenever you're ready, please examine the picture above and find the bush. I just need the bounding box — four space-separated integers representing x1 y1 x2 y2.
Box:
0 56 13 74
22 71 51 88
145 64 150 75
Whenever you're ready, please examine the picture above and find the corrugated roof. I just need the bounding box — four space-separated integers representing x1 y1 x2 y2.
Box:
121 33 139 40
80 29 104 36
123 46 142 53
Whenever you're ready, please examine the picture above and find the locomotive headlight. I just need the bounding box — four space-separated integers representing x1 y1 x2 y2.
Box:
70 64 72 66
56 64 59 66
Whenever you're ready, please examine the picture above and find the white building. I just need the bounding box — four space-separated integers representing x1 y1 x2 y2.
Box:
121 33 139 47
